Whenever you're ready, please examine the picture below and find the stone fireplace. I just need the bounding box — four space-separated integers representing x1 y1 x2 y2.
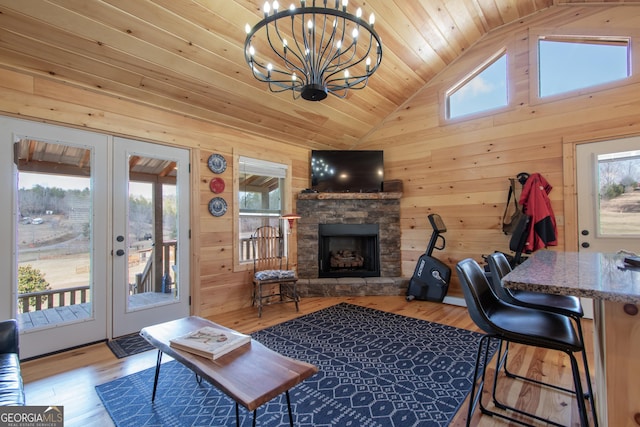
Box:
296 192 402 280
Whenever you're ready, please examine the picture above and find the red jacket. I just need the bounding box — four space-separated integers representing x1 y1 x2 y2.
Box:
519 173 557 252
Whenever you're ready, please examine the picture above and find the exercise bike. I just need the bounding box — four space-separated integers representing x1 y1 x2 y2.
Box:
406 213 451 302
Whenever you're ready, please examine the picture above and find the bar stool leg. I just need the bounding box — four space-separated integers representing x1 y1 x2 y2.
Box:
575 319 598 426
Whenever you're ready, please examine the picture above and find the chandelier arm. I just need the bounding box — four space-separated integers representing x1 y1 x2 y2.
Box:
325 40 382 94
322 34 370 81
327 20 365 73
248 53 306 93
271 15 308 78
331 30 382 81
296 9 315 83
316 10 343 78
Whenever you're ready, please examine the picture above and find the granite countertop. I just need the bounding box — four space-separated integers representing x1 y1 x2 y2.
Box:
502 250 640 304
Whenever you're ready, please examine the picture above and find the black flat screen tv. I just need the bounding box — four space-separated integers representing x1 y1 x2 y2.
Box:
311 150 384 193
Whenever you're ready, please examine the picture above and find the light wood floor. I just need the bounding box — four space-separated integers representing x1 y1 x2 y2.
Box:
21 296 597 426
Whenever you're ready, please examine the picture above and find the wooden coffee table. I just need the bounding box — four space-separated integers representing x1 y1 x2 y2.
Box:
140 316 318 427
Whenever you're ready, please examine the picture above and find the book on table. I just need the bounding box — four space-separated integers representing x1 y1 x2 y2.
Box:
169 326 251 360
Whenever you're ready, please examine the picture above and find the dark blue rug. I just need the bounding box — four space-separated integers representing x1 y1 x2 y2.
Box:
96 303 495 426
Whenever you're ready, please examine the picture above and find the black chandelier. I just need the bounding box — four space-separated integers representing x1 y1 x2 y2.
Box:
244 0 383 101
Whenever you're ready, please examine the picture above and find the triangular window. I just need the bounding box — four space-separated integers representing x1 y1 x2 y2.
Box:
446 52 508 120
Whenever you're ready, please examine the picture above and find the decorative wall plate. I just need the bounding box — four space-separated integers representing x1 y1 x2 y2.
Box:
208 197 227 217
207 153 227 174
209 177 225 194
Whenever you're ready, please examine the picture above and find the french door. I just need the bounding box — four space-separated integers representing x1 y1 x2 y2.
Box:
2 118 109 359
111 137 190 337
0 117 190 358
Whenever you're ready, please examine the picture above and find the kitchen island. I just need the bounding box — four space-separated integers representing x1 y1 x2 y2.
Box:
503 251 640 427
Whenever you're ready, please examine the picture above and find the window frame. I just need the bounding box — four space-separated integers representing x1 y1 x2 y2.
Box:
232 150 292 272
529 28 638 106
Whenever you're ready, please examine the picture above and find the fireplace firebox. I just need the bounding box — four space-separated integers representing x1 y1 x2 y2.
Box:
318 224 380 278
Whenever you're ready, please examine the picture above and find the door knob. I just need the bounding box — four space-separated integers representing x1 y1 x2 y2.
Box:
116 249 125 256
581 242 590 248
581 230 589 236
116 235 125 242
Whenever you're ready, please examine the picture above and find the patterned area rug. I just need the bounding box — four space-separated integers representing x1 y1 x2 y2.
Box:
96 303 496 426
107 332 155 358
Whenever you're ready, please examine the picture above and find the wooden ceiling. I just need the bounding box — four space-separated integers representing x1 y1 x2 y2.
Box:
0 0 636 150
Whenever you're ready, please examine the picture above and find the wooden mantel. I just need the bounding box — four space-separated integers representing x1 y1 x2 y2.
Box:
297 192 402 200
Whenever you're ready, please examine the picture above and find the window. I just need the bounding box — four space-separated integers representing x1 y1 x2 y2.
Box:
538 36 629 98
597 150 640 236
446 51 508 120
238 156 288 263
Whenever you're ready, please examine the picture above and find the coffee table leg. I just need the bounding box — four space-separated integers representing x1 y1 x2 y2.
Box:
286 390 293 427
235 403 239 427
152 350 163 402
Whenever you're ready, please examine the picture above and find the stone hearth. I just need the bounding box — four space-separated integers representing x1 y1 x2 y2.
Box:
295 192 403 296
297 277 409 297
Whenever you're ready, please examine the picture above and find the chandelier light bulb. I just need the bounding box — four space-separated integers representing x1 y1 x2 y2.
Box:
356 8 362 19
369 13 375 26
272 1 279 12
307 19 313 30
249 45 255 56
352 28 358 39
344 69 350 78
263 2 270 17
245 23 251 34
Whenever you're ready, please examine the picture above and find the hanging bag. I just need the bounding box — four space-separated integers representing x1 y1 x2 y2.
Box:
502 178 524 235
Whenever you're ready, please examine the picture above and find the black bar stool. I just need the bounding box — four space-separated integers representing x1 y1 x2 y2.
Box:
456 258 592 426
486 252 597 424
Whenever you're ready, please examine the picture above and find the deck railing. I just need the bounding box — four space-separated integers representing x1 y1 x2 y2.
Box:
240 237 254 262
18 285 91 313
132 240 177 294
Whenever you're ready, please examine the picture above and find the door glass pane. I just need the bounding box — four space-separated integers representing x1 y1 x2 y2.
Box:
126 156 178 311
597 150 640 236
15 138 93 331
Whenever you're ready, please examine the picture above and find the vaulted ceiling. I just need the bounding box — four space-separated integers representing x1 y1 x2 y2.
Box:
0 1 636 150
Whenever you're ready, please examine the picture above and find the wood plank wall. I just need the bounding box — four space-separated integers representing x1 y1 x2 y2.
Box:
0 69 309 317
2 4 640 313
359 4 640 298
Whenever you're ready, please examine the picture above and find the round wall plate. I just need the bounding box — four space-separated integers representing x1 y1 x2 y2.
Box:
207 153 227 174
208 197 227 217
209 177 225 193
